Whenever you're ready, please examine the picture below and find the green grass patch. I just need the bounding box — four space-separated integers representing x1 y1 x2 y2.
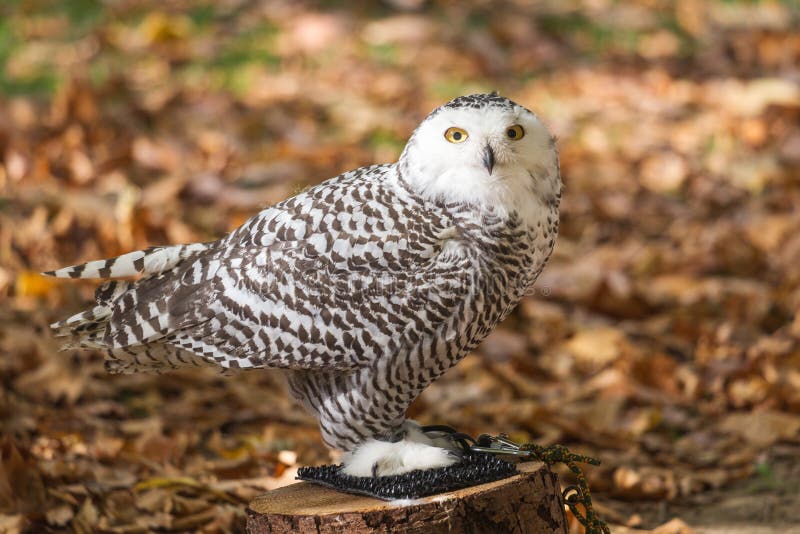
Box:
538 11 645 56
430 80 491 102
368 128 405 152
365 43 399 67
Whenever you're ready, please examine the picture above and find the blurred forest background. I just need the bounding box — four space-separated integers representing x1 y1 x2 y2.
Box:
2 0 800 532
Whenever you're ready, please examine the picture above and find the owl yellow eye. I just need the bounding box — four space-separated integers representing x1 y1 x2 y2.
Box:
444 127 468 143
506 124 525 140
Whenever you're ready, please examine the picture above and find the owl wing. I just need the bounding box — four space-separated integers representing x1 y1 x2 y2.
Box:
160 230 465 372
52 165 470 373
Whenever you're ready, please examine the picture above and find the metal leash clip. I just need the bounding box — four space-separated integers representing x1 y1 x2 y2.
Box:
419 425 534 459
470 433 535 458
420 425 610 533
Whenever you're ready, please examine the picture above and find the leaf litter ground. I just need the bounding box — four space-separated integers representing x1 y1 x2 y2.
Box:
2 1 800 532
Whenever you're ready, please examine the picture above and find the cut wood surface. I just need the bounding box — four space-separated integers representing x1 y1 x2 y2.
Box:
246 461 567 534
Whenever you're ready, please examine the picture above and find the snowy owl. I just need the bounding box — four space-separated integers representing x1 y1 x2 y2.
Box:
47 93 561 477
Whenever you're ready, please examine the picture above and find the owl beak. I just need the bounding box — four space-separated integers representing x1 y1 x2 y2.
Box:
482 145 495 175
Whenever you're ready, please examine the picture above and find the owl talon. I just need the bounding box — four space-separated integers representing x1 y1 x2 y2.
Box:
419 424 476 451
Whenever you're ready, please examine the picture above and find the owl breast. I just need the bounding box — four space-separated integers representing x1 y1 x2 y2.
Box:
288 199 558 451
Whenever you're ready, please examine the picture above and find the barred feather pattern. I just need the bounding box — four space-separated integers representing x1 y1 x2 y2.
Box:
47 94 561 451
286 178 559 449
43 243 208 279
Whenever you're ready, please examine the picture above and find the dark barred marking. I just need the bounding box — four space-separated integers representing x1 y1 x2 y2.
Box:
443 93 515 111
70 264 85 278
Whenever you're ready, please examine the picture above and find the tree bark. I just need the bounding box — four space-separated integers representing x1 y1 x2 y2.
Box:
246 461 567 534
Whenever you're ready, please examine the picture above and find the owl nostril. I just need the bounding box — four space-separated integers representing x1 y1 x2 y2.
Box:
482 145 495 175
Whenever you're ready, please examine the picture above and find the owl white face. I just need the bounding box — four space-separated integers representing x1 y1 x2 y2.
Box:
399 94 561 223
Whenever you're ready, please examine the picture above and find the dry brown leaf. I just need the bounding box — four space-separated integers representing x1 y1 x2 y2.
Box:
45 504 74 527
0 515 25 534
480 329 528 362
717 411 800 448
0 440 47 514
613 466 678 500
651 517 695 534
14 358 87 405
564 328 625 369
14 271 57 299
72 498 99 534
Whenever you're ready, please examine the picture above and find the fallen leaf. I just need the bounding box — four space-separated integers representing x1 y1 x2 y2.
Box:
45 504 74 527
717 411 800 448
651 517 695 534
564 328 625 369
14 271 57 298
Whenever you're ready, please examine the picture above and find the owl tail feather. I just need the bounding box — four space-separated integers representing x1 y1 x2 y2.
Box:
103 345 225 375
49 278 132 337
46 241 221 372
42 242 209 279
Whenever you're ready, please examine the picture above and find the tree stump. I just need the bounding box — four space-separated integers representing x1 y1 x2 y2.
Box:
246 461 567 533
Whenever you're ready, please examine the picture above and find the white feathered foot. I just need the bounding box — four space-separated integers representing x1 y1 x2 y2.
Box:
341 421 463 477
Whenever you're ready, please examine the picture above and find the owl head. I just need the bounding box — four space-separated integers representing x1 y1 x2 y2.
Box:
398 93 561 221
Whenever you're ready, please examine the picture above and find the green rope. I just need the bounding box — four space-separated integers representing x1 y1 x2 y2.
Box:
521 443 610 534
